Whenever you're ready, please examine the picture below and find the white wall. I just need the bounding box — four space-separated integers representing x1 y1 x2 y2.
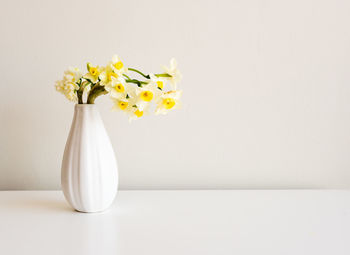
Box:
1 0 350 190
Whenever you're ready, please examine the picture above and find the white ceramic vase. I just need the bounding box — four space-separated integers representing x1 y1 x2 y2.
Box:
61 104 118 213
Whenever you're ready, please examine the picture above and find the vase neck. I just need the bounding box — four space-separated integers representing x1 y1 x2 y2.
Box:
73 104 101 121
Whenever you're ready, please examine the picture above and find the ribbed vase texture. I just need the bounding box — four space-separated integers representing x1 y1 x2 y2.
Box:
61 104 118 213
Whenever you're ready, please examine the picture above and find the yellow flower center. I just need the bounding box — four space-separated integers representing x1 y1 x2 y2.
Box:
118 101 128 110
107 72 118 81
156 81 163 90
140 91 153 101
114 61 124 70
162 98 176 109
89 67 99 76
115 83 125 93
134 110 143 117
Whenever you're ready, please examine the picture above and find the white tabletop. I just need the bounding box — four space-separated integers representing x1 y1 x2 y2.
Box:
0 190 349 255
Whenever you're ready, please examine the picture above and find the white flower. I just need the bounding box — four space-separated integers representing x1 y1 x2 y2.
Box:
64 67 82 83
135 81 162 103
162 58 182 89
127 104 150 121
55 67 82 102
99 65 119 87
105 77 134 101
127 82 161 120
84 63 101 83
110 92 148 122
130 90 151 121
155 90 182 115
149 74 167 91
111 97 132 112
110 55 128 75
55 80 78 102
128 109 144 121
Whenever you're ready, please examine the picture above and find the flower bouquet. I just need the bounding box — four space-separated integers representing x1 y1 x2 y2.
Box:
55 55 182 120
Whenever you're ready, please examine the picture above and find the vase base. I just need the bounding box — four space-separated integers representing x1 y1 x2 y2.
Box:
74 207 112 213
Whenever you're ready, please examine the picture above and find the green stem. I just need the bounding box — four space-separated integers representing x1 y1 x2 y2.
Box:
128 68 150 79
77 90 83 104
77 80 89 104
125 79 148 87
155 73 172 78
76 80 82 104
123 74 131 80
128 68 172 79
87 83 108 104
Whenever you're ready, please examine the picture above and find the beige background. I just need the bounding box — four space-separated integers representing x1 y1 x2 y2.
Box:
1 0 350 190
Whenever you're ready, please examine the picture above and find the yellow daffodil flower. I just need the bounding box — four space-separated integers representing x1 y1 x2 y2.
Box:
105 78 136 101
84 63 101 83
128 108 145 122
149 74 167 90
136 82 161 103
110 55 128 75
99 66 119 86
155 90 182 115
112 98 131 112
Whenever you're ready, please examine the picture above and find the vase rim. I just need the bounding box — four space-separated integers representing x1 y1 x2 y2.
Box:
75 104 96 107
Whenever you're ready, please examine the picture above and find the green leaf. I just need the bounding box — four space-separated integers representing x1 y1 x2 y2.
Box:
126 94 130 99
